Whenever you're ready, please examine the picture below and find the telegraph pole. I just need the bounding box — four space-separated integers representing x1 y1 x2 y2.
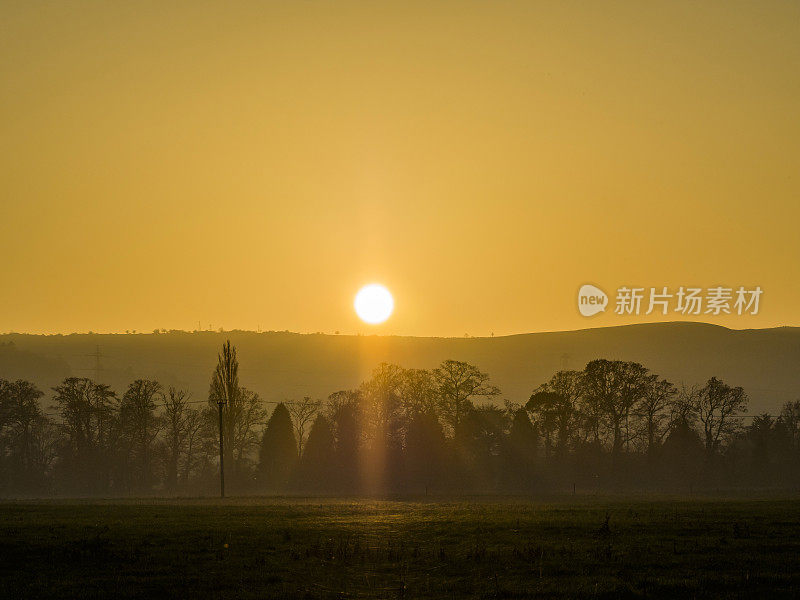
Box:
218 399 225 498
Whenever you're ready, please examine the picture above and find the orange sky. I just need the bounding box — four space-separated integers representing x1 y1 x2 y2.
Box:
1 1 799 336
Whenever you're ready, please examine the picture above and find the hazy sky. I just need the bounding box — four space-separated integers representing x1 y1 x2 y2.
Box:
2 1 799 336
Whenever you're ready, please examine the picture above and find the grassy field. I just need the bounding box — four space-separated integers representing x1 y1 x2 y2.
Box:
1 496 799 599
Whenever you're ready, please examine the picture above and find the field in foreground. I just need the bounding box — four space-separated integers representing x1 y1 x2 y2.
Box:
1 496 799 599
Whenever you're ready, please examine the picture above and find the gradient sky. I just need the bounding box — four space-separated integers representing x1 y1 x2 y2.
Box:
2 1 799 336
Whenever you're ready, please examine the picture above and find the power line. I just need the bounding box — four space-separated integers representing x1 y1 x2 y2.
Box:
77 345 106 381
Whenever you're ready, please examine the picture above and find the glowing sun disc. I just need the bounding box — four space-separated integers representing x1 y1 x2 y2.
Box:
354 284 394 324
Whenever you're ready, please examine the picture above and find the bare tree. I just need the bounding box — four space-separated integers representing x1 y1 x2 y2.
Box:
582 361 625 454
180 409 206 487
528 370 583 457
636 377 676 454
230 388 268 471
360 363 405 444
117 379 164 492
616 362 653 453
399 368 439 418
433 360 499 432
0 379 58 491
28 415 60 479
696 377 748 455
52 377 117 493
287 396 321 456
162 387 201 492
670 383 700 428
0 379 44 474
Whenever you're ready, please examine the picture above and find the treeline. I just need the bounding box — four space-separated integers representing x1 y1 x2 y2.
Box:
1 341 799 496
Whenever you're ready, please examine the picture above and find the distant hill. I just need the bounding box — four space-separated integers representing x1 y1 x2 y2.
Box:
1 323 798 414
0 342 71 389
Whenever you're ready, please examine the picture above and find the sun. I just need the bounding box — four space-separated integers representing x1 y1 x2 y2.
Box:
354 284 394 324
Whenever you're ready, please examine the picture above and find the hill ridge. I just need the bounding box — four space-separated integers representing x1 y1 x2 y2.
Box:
1 322 798 414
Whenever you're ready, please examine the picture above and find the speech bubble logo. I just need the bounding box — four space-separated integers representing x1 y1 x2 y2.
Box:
578 284 608 317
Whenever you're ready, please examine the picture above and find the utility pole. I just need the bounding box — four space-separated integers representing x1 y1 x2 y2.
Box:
218 398 225 498
86 345 103 381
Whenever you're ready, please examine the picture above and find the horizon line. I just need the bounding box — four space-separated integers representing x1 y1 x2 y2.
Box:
1 321 798 339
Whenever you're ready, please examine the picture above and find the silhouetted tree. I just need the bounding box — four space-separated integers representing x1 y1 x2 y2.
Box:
0 379 56 493
296 414 336 491
778 401 800 452
671 384 700 426
528 370 583 459
258 403 298 492
287 396 321 456
526 390 560 457
360 363 405 492
637 377 676 456
399 368 440 418
773 403 800 485
207 341 267 487
52 377 116 494
228 388 267 479
456 404 507 489
502 408 538 490
696 377 748 456
583 360 651 456
179 407 206 488
745 414 779 484
405 411 447 493
543 370 582 454
776 401 800 482
116 379 163 493
660 417 704 488
161 387 202 492
209 340 239 477
0 354 782 496
327 390 362 492
433 360 499 433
